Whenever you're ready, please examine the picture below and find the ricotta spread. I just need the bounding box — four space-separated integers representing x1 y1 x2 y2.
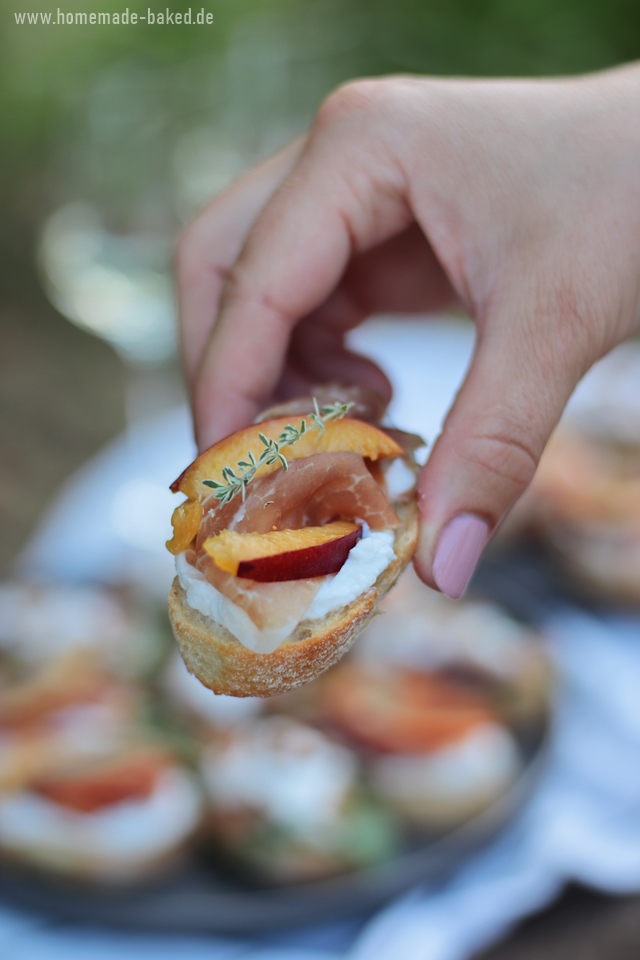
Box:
176 528 396 655
372 723 520 811
202 716 357 835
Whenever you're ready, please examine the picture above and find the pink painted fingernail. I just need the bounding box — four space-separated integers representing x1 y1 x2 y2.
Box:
433 514 490 599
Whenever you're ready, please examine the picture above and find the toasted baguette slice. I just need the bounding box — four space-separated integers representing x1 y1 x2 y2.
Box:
168 499 418 698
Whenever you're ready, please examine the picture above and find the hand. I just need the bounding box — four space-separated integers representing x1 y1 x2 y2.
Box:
176 62 640 597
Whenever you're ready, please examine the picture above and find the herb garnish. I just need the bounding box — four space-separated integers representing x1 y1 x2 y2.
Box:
202 399 353 506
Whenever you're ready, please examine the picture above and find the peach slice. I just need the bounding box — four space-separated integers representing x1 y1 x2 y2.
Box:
33 750 166 813
166 499 204 556
320 666 495 754
203 521 362 581
171 417 403 502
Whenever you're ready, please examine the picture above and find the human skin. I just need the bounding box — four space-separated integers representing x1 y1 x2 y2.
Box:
175 62 640 598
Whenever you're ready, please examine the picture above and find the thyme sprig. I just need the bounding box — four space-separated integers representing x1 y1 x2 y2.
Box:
202 399 354 506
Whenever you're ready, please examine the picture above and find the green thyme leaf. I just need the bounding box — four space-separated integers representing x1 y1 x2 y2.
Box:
201 399 353 506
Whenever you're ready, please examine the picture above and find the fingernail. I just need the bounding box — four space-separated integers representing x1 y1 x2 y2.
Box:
433 514 490 599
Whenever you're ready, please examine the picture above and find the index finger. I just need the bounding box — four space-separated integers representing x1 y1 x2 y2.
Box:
193 121 410 449
176 137 307 394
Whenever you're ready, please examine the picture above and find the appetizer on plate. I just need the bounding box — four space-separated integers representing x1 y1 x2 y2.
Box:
200 715 398 882
0 650 137 792
0 745 202 884
531 426 640 605
354 567 552 729
0 650 203 883
317 662 522 830
0 581 162 676
520 341 640 604
167 388 423 697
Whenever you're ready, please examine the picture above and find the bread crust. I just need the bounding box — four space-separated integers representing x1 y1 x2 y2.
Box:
168 499 418 698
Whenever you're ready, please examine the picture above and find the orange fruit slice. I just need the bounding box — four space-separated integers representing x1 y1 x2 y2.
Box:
203 521 362 581
171 417 403 502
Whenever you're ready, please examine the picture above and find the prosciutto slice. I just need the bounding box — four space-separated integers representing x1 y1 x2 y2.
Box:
194 452 399 632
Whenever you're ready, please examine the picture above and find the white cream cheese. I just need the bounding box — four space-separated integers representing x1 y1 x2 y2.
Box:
176 528 395 655
372 723 520 817
202 717 357 836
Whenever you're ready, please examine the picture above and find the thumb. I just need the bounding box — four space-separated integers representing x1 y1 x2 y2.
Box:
414 308 590 598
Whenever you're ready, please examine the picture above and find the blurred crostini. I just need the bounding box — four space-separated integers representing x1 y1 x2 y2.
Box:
0 649 203 883
530 426 640 605
0 744 203 884
315 661 522 831
199 715 399 883
0 581 166 676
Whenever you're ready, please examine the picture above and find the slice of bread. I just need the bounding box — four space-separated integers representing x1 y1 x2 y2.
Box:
168 499 418 698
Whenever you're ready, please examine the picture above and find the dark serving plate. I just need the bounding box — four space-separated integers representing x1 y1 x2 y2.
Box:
0 722 550 935
0 547 554 934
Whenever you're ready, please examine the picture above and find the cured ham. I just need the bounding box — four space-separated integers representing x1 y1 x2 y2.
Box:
192 452 400 632
197 452 399 541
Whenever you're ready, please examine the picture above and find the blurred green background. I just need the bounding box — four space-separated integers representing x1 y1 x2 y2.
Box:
0 0 638 571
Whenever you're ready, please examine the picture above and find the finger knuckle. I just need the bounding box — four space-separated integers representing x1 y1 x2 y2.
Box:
175 216 232 293
223 266 293 332
463 423 539 494
314 78 388 131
